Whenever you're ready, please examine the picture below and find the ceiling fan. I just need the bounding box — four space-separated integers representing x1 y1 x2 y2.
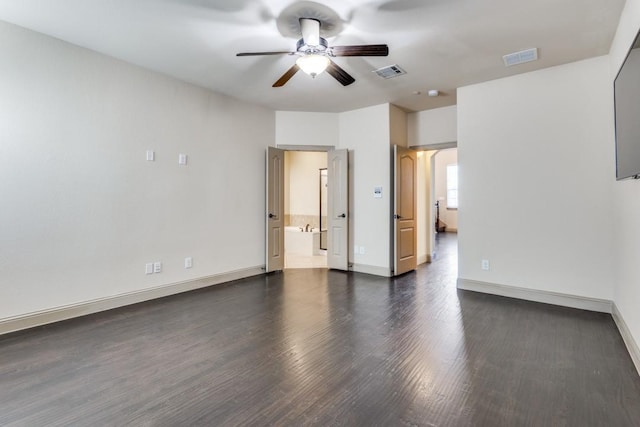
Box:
236 18 389 87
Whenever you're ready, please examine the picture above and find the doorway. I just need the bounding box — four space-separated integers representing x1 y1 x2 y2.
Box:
283 150 328 269
266 147 349 273
432 148 458 235
411 144 458 270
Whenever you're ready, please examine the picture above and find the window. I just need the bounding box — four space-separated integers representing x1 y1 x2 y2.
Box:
446 164 458 209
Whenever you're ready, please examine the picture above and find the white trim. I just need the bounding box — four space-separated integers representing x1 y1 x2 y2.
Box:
276 144 334 152
0 266 265 336
410 141 458 151
457 278 612 313
612 303 640 376
418 254 429 265
352 263 392 277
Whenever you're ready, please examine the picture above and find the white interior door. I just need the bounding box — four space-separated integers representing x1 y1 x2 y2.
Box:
327 149 348 270
266 147 284 272
394 145 417 275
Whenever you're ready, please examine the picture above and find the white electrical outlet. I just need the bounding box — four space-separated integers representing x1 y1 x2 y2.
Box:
481 259 490 271
178 153 187 165
145 263 154 275
354 245 360 254
153 261 162 273
146 150 155 161
360 246 366 255
184 257 193 269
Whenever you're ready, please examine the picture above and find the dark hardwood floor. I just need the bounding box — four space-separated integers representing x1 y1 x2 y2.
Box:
1 233 639 426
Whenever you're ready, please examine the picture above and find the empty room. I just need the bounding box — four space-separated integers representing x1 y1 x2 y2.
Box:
1 0 640 425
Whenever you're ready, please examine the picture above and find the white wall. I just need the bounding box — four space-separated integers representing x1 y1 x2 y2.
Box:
276 105 394 275
609 0 640 359
0 21 274 320
408 106 458 263
339 104 393 275
390 104 408 147
408 105 457 147
434 148 458 231
284 151 327 222
275 111 339 147
457 56 615 300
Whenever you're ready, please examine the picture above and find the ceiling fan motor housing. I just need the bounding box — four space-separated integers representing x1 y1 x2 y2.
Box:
299 17 321 45
296 37 328 55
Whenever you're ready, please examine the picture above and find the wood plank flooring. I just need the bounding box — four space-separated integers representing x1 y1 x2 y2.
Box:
1 233 639 426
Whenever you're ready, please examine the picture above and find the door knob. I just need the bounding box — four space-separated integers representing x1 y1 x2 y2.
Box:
394 214 402 219
269 213 275 219
338 213 346 218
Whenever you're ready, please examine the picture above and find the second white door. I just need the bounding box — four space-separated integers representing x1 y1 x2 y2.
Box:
327 149 349 270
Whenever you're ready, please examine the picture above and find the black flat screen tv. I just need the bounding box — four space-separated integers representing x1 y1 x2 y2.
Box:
614 29 640 180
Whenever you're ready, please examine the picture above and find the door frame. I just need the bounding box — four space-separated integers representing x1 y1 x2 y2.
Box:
409 142 458 264
268 145 349 271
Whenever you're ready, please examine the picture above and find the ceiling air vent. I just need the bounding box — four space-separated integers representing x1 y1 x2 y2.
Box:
373 64 406 79
503 48 538 67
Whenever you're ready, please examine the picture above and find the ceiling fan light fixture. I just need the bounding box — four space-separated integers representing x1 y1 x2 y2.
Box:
296 54 330 78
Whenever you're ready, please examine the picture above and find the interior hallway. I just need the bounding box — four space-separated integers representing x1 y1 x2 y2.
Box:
1 233 639 425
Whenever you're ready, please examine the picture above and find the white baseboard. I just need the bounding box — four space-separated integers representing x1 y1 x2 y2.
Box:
0 265 265 336
418 254 429 265
445 227 458 233
457 278 612 313
612 303 640 376
457 279 640 376
352 263 392 277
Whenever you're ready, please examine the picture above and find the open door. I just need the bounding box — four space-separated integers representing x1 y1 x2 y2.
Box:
266 147 284 272
394 145 417 275
327 149 349 270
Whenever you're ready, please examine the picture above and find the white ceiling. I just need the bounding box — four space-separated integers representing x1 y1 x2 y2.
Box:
0 0 625 112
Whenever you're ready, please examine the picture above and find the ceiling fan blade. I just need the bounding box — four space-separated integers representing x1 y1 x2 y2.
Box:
326 60 355 86
273 64 300 87
236 51 295 57
331 44 389 57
